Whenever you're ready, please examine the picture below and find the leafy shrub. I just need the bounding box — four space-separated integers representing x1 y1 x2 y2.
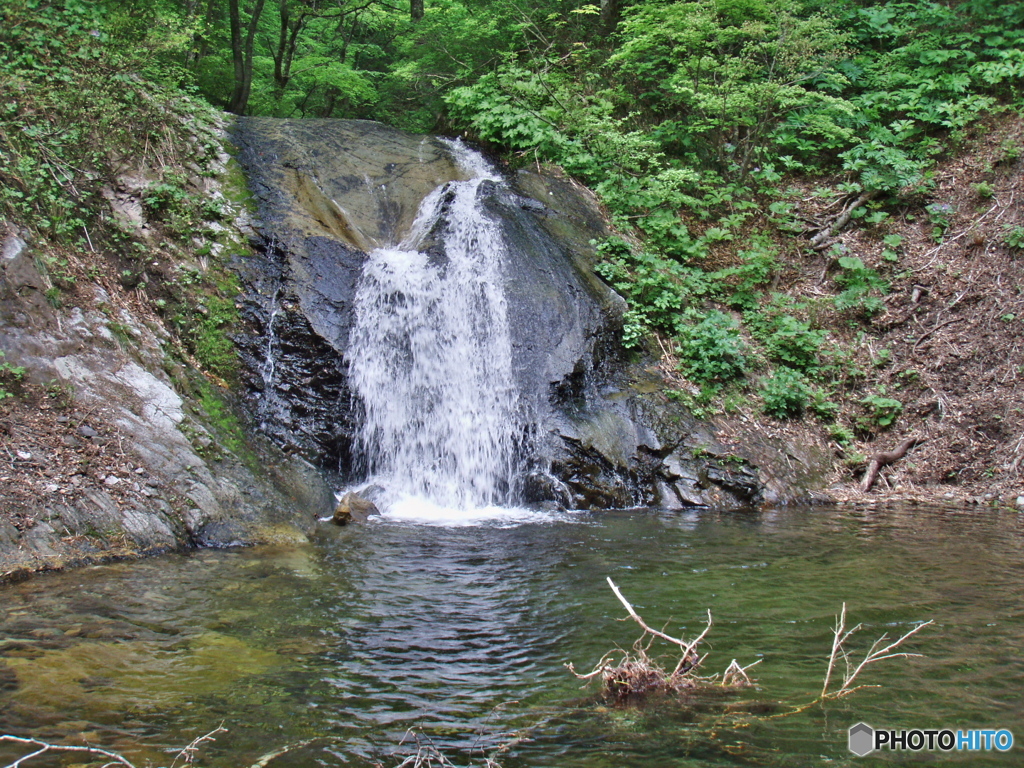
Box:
828 422 855 447
833 256 888 315
712 238 778 310
808 386 839 420
859 392 903 429
925 202 954 241
760 367 810 418
676 311 747 385
762 315 826 371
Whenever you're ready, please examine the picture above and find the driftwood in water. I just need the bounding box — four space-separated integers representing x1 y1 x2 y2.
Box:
821 603 933 699
566 578 758 702
860 436 923 493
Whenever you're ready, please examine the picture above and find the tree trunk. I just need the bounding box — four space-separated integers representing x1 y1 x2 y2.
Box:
410 0 424 21
188 0 221 67
273 0 291 88
600 0 619 29
228 0 267 115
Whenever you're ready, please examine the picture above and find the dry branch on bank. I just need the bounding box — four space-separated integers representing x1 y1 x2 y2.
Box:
859 436 924 492
566 578 758 702
807 190 879 250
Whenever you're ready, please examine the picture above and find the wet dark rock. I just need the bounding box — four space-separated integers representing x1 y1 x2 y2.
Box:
520 471 572 508
332 491 380 525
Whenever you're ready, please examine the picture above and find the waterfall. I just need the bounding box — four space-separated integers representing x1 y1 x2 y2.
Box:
259 284 282 432
346 140 524 513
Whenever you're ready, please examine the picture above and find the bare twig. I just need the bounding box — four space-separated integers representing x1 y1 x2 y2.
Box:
912 318 962 351
0 736 138 768
607 577 692 649
721 658 761 687
821 603 933 699
170 725 227 768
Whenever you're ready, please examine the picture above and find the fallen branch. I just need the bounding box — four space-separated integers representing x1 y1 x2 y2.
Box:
809 190 879 250
0 736 140 768
860 436 923 492
912 317 962 351
1 727 226 768
606 577 709 674
821 603 933 699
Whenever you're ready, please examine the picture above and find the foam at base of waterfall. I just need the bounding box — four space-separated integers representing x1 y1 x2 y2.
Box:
376 495 578 528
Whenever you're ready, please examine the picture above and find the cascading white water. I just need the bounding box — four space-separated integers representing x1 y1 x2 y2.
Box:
347 140 524 515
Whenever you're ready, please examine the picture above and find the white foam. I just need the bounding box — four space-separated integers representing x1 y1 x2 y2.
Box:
375 495 577 528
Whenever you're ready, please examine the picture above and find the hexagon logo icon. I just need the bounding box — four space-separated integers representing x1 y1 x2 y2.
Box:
848 722 875 756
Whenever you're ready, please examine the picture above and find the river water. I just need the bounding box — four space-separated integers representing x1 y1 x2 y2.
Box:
2 504 1022 767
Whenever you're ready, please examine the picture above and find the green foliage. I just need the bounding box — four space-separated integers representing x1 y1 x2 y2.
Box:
833 256 888 315
0 0 217 243
194 378 248 457
925 202 954 241
973 181 995 199
760 315 826 371
0 351 26 400
760 367 810 418
712 238 778 309
676 311 748 385
608 0 850 180
173 290 240 380
594 239 691 337
1002 224 1024 251
881 232 903 262
828 422 855 446
859 391 903 429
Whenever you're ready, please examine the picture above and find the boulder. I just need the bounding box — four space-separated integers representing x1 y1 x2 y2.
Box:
332 491 380 525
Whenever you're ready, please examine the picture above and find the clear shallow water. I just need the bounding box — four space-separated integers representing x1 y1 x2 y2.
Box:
2 505 1024 767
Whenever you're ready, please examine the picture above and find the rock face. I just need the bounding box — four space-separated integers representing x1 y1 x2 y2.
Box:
230 118 830 509
0 225 334 578
230 119 470 470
